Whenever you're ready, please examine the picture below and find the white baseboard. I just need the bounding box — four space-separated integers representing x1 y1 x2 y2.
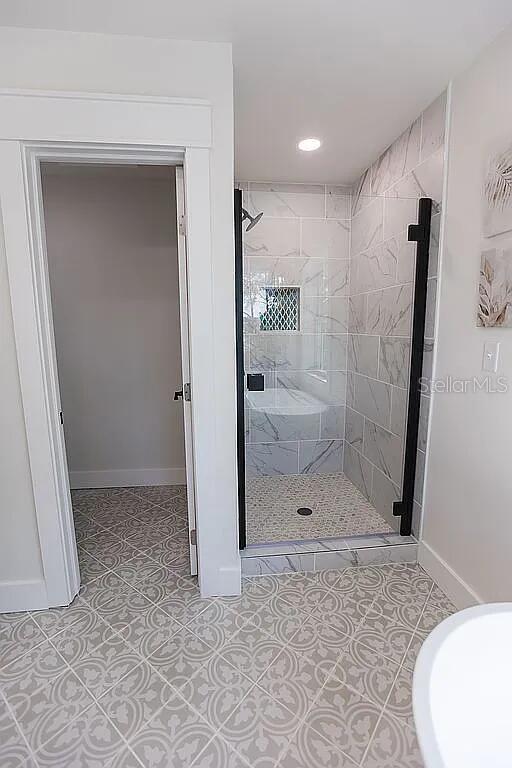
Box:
69 467 186 489
418 541 482 610
0 578 48 613
200 563 242 598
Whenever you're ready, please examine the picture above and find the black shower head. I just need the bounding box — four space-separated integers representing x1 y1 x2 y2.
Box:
241 208 263 232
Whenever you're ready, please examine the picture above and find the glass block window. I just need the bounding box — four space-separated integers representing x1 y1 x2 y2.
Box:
259 287 300 331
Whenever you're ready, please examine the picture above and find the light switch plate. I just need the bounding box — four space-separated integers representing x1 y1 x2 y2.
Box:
482 341 499 373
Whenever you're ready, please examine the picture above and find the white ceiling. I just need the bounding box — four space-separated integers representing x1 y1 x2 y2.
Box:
1 0 512 183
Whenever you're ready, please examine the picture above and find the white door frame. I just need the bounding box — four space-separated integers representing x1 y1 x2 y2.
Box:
0 89 227 608
175 166 198 576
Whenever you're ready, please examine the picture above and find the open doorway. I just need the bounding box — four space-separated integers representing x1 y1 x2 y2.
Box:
40 162 197 587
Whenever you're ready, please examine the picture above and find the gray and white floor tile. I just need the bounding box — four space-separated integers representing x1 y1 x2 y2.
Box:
0 486 457 767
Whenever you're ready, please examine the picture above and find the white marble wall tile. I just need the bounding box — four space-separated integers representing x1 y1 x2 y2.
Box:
351 197 384 255
351 169 372 217
348 294 367 334
421 339 434 385
247 183 325 218
347 372 391 429
345 407 364 451
414 449 426 504
313 542 418 571
242 539 419 574
245 256 307 290
244 408 251 442
390 385 408 437
324 259 350 296
428 213 441 278
249 409 321 444
320 405 346 440
276 370 347 407
246 442 298 477
363 421 403 485
343 97 445 542
299 439 344 474
313 549 358 571
425 278 437 338
343 443 373 499
299 259 350 297
241 553 315 576
370 466 400 532
242 540 335 556
383 194 418 241
418 395 430 453
323 371 348 406
244 217 300 258
249 334 323 372
301 259 328 296
392 232 416 285
367 284 413 337
344 532 412 548
246 256 349 299
326 185 351 219
352 543 418 567
301 219 350 260
302 296 348 333
378 337 411 388
348 334 379 378
322 334 347 371
388 149 444 215
412 501 422 538
371 118 421 196
420 91 446 161
355 241 397 293
243 312 260 335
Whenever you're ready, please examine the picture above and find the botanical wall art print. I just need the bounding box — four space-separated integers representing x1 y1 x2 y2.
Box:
478 141 512 327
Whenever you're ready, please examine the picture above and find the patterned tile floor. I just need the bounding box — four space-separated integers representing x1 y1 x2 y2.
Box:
246 473 393 545
0 485 457 768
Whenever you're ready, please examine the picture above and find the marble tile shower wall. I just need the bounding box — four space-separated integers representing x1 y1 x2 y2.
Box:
345 91 446 534
240 183 351 478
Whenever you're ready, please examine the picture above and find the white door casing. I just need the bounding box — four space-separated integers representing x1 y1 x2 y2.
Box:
175 166 198 575
0 88 240 610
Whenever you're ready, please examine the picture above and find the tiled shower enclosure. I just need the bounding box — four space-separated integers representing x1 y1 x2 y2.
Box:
240 90 445 548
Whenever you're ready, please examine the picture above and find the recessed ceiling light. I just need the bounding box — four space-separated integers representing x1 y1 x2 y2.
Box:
298 137 322 152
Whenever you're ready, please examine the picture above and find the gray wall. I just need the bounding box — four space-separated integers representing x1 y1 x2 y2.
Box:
345 92 446 531
424 22 512 602
241 183 350 476
0 210 44 583
42 164 186 485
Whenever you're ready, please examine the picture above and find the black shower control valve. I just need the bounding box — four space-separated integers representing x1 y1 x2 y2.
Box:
246 373 264 392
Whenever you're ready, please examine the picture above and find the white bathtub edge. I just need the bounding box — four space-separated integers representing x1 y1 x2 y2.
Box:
413 603 512 768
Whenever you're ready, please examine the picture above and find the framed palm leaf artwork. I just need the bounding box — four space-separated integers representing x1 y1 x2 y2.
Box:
478 142 512 326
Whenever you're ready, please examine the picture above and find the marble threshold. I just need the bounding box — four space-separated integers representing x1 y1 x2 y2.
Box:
241 532 418 576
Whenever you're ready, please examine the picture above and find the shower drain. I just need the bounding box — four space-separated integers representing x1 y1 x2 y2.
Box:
297 507 313 516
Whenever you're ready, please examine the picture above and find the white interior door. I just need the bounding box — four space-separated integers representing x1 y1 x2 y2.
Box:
175 167 198 576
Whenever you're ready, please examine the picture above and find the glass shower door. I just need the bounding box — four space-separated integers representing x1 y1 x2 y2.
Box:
236 183 363 548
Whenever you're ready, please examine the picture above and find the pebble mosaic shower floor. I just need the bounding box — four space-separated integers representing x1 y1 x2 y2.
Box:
0 485 456 767
246 473 394 545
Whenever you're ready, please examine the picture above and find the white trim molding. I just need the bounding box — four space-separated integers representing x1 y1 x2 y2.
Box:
0 579 48 613
69 468 186 489
0 89 212 147
0 88 241 609
418 541 482 610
